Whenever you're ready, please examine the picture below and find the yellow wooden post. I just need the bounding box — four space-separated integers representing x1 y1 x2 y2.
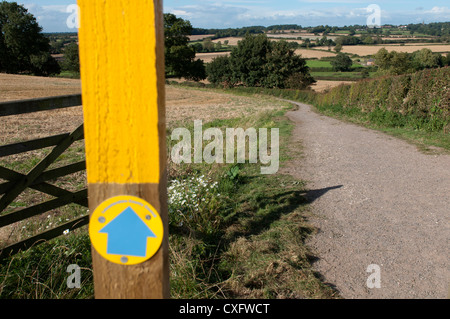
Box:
77 0 168 298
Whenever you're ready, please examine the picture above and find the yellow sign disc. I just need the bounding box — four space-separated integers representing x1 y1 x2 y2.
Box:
89 196 164 265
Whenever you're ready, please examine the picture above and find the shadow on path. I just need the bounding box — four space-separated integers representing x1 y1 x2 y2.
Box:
306 185 343 203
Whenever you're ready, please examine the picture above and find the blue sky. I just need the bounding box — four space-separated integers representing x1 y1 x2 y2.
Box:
21 1 450 32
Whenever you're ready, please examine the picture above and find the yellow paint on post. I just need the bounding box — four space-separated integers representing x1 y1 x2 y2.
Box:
78 0 168 298
78 0 163 184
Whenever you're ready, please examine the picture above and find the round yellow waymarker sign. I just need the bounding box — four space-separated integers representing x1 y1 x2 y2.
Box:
89 196 164 265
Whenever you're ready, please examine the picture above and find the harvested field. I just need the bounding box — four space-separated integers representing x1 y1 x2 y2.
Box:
311 80 353 93
339 44 450 56
189 34 215 41
294 49 336 59
212 37 243 46
268 33 339 42
196 52 230 63
165 86 288 124
0 73 288 144
0 73 81 102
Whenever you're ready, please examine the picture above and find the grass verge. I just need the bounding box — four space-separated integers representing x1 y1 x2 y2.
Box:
311 103 450 153
167 104 338 299
221 85 450 153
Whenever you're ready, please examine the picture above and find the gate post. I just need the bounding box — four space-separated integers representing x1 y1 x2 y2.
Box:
77 0 168 299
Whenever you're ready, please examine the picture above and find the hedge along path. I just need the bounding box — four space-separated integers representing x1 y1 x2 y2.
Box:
78 0 168 299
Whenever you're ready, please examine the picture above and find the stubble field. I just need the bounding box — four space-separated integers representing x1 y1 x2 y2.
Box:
0 73 290 144
337 44 450 56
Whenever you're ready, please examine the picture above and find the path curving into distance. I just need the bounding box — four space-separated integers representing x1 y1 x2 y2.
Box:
282 101 450 299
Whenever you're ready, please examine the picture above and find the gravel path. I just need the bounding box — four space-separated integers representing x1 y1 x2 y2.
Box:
282 101 450 299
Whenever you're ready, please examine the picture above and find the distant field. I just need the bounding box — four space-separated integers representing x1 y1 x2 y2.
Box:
312 80 353 92
267 33 340 41
196 52 231 63
307 60 333 68
339 44 450 56
310 71 373 79
189 34 215 41
294 49 336 59
211 37 243 46
307 60 363 68
211 36 305 46
195 47 338 61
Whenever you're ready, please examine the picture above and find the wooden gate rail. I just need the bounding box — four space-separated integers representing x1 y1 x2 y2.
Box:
0 94 88 260
0 94 82 117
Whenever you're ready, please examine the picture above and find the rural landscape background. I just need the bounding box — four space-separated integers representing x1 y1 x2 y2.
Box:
0 0 449 299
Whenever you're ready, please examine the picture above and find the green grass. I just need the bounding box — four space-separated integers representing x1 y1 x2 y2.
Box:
53 71 80 79
306 60 332 68
167 102 338 299
312 103 450 153
307 59 364 68
311 71 361 78
0 232 93 299
307 58 372 81
310 71 376 81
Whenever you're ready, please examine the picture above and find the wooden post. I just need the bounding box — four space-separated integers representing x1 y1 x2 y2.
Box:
77 0 168 299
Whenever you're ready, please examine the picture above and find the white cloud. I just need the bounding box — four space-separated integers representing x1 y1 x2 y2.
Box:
24 3 74 32
426 6 450 14
22 1 450 32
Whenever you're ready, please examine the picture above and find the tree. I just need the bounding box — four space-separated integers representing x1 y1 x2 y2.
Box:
262 40 315 89
334 43 343 53
331 53 353 72
164 13 206 81
202 38 214 52
0 1 60 76
374 48 391 70
206 34 315 89
389 52 412 75
362 35 374 45
62 43 80 73
412 48 441 70
206 55 235 87
229 34 271 87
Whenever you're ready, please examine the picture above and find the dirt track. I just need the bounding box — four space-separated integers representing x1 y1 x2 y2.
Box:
282 101 450 299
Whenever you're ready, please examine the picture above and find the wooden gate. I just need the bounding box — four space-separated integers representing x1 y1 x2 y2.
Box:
0 94 88 260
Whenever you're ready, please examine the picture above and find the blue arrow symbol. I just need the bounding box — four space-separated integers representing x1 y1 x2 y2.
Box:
99 206 156 257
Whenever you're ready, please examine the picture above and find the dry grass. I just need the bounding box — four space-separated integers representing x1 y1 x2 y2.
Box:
197 43 339 62
0 73 84 145
195 52 231 63
211 37 243 46
294 49 336 59
165 86 288 124
0 73 348 144
0 73 288 143
312 80 353 93
189 34 215 41
0 73 81 102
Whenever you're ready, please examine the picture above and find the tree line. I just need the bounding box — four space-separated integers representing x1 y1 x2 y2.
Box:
2 2 449 87
374 48 450 76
